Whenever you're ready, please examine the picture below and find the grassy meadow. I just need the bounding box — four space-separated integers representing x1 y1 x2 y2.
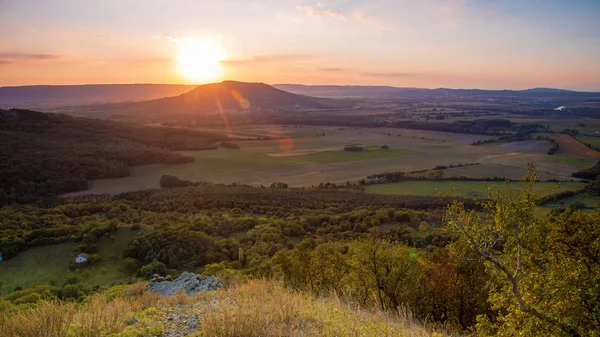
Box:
0 226 152 296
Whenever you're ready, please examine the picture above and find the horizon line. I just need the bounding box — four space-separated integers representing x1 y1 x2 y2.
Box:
1 81 598 93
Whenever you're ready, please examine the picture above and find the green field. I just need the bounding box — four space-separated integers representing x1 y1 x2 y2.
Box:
576 135 600 148
364 180 585 198
547 156 595 170
542 193 600 209
0 226 152 295
283 146 423 164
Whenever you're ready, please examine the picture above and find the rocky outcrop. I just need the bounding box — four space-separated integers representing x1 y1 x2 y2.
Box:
148 272 222 296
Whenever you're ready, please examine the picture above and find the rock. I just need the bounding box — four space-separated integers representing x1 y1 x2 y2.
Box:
148 272 223 296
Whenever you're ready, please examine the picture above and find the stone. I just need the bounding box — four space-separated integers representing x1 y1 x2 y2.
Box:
148 272 223 296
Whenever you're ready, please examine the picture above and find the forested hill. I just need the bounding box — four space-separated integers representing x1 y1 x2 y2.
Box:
0 109 227 204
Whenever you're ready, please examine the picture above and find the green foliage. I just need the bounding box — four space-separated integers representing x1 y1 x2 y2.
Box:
138 260 168 279
0 109 226 203
87 254 102 264
446 164 600 336
272 237 489 329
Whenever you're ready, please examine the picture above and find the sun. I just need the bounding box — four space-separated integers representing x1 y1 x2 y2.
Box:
176 37 225 83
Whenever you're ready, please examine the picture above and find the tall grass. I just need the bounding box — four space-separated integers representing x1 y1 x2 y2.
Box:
0 283 204 337
1 280 456 337
200 280 453 337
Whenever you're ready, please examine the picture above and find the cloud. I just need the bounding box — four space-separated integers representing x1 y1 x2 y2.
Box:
0 52 60 60
297 3 395 31
0 60 14 65
352 11 396 31
363 72 426 78
125 56 170 65
297 4 343 18
437 0 469 28
221 54 313 65
318 67 347 72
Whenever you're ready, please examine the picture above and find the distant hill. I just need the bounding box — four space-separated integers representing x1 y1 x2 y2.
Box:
0 84 197 108
86 81 341 118
274 84 600 99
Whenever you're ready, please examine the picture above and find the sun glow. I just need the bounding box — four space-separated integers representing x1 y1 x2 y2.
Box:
175 37 225 83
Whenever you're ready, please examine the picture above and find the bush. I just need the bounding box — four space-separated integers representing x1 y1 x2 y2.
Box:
159 174 195 188
220 141 241 149
138 260 168 279
88 254 102 264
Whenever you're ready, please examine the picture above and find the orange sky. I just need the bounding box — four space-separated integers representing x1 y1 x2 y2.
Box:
1 0 599 90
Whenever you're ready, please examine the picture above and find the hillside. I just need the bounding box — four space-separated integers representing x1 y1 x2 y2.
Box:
0 109 226 203
0 279 452 336
80 81 344 121
0 84 196 108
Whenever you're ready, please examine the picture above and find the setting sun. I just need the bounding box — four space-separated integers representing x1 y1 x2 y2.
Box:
175 37 225 83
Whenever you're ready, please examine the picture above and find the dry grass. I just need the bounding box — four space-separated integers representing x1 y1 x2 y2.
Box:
1 280 456 337
0 283 204 337
199 280 454 337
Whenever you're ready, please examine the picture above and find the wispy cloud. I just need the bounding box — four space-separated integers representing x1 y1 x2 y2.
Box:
0 60 14 65
437 0 469 28
297 4 343 18
352 11 396 31
125 56 170 65
222 54 313 65
363 72 428 78
297 3 396 31
318 67 347 72
0 52 60 60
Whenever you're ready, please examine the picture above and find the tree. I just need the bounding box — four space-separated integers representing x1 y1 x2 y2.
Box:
445 164 600 336
138 260 168 279
351 239 423 311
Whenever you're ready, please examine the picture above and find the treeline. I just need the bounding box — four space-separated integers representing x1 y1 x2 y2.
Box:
572 161 600 180
343 146 363 152
266 115 519 136
0 109 227 204
537 135 560 155
472 132 533 145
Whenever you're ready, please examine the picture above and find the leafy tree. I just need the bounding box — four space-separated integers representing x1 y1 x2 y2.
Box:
138 260 168 279
445 164 600 336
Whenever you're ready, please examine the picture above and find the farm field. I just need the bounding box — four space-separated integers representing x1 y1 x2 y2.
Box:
547 156 595 170
511 117 600 135
0 226 152 296
364 180 585 198
576 135 600 148
542 193 600 211
540 133 600 158
63 126 587 196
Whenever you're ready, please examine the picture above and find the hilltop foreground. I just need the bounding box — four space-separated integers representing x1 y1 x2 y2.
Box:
0 279 451 337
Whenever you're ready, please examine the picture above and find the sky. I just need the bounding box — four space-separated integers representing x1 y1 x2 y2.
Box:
1 0 599 90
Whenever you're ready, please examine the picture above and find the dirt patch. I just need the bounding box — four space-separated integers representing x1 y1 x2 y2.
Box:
542 133 600 158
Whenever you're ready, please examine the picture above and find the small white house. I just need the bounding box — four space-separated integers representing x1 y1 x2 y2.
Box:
75 253 89 264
